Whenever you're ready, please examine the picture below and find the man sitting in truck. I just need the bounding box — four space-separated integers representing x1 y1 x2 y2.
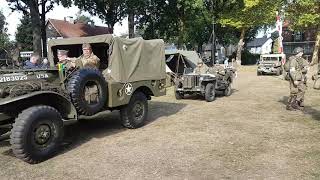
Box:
23 54 40 69
194 61 209 74
64 43 100 69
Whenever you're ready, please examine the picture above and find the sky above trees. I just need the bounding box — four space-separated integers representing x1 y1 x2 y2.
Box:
0 0 128 39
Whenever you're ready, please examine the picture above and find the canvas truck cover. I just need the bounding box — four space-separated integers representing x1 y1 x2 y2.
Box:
109 37 166 83
48 34 166 83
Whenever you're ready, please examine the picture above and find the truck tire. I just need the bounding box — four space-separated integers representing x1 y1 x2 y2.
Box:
257 71 261 76
205 83 216 102
276 68 281 76
10 106 63 164
68 68 107 115
224 84 232 96
120 92 148 129
175 91 184 100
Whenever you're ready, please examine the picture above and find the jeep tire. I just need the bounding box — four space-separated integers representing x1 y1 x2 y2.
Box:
68 68 107 115
120 92 148 129
276 68 281 76
10 106 63 164
205 83 216 102
224 84 232 96
175 91 184 100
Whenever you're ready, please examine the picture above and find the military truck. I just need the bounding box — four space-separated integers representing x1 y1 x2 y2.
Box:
257 54 286 76
0 34 167 163
165 50 234 102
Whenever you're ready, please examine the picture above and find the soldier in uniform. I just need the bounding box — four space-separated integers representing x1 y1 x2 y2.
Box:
286 47 309 111
68 43 100 68
57 50 69 63
60 43 100 69
57 49 75 69
194 61 208 74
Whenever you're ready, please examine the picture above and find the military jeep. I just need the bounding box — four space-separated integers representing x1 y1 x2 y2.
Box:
0 34 167 163
165 50 234 102
257 54 286 76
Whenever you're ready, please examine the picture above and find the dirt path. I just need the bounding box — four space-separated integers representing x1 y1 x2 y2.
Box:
1 66 320 179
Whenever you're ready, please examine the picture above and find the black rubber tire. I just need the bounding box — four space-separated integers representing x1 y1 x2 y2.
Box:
67 68 107 115
276 68 281 76
10 106 63 164
224 84 232 96
257 71 261 76
175 91 184 100
120 92 148 129
205 83 216 102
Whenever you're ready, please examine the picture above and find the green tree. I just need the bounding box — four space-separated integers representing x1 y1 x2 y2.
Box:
75 12 94 25
7 0 72 56
220 0 282 64
16 14 33 51
286 0 320 64
0 10 10 54
74 0 126 32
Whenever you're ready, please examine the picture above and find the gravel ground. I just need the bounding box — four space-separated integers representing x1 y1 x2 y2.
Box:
1 66 320 180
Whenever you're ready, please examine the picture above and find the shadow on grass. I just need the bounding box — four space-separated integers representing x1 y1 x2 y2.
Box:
279 96 320 121
180 88 239 101
1 101 187 161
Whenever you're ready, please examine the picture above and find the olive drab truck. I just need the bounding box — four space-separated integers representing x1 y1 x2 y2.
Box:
0 34 167 163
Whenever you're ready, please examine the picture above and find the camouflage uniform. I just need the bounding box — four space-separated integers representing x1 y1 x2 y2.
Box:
287 53 308 110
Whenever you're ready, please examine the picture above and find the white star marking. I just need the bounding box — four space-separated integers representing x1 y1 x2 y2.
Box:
124 83 133 95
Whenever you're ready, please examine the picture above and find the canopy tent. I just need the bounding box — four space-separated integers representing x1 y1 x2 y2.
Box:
165 50 206 75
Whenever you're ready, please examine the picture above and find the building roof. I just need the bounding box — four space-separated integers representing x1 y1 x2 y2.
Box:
47 18 112 38
246 36 270 48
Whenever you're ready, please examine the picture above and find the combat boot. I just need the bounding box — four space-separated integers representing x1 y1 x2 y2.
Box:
296 100 305 111
298 99 304 107
286 96 296 111
286 104 296 111
292 100 304 111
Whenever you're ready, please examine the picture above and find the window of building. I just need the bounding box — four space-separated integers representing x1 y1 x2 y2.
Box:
293 31 303 42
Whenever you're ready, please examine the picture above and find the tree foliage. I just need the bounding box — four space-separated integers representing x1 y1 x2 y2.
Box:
6 0 72 56
286 0 320 30
0 10 10 53
75 12 95 24
285 0 320 64
15 14 33 51
218 0 282 63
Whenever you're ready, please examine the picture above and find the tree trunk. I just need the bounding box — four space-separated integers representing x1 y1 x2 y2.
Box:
29 1 42 56
41 2 47 57
236 28 246 65
311 30 320 65
128 11 135 38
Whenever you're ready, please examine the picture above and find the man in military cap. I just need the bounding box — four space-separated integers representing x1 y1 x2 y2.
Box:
286 47 309 111
57 49 76 69
57 50 69 63
68 43 100 68
194 61 208 74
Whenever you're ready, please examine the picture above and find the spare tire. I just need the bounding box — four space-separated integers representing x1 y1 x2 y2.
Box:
67 68 107 115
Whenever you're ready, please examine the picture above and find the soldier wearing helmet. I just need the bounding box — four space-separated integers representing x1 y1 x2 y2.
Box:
286 47 309 111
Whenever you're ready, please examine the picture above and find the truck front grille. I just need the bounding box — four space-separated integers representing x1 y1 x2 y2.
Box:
183 76 200 89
